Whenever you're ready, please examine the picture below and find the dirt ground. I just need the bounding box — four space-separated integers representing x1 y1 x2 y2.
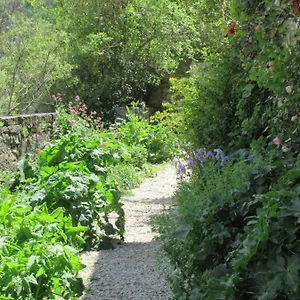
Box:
79 164 178 300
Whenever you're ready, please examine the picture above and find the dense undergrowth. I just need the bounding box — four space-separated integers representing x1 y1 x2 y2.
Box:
0 98 176 299
152 0 300 299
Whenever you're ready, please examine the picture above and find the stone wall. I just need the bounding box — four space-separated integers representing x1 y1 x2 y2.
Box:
0 113 56 172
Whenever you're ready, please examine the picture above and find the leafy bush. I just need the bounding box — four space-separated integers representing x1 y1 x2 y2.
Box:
107 164 142 191
0 188 86 299
115 104 177 165
15 132 125 250
163 56 241 151
162 0 300 151
0 90 177 297
0 16 72 115
8 99 176 252
153 127 300 299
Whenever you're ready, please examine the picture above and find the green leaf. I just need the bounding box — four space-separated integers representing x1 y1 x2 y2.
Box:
27 255 38 269
281 198 300 222
284 255 300 291
36 267 46 277
242 83 255 98
267 255 285 273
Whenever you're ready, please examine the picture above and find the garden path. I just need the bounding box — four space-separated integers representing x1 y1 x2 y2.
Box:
79 164 178 300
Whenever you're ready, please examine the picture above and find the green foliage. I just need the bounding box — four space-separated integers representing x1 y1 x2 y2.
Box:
114 104 177 165
107 164 142 191
163 0 299 150
0 15 72 115
25 0 199 119
161 55 242 150
8 100 175 252
15 132 125 250
153 122 300 299
0 94 176 296
0 188 86 299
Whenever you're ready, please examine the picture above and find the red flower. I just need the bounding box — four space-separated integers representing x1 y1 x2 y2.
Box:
289 0 299 16
225 24 235 37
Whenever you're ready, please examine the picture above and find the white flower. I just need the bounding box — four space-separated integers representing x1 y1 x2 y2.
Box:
286 86 293 94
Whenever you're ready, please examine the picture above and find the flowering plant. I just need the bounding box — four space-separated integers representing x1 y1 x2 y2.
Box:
174 147 230 179
51 95 103 138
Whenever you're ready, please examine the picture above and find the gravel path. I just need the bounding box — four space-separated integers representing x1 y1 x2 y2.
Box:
79 164 178 300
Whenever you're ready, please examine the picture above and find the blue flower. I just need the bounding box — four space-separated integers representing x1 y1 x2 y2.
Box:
196 148 204 165
220 156 230 166
206 150 214 158
214 148 224 161
177 161 186 174
188 157 196 168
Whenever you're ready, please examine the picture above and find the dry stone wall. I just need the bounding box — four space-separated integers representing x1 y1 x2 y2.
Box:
0 113 56 172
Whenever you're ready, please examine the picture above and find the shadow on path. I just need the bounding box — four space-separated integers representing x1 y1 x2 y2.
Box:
80 165 177 300
81 240 172 300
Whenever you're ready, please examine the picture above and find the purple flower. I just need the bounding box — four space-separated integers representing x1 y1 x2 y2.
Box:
206 150 214 158
188 157 196 168
220 156 230 166
223 156 230 162
177 161 186 174
214 148 224 161
196 148 204 165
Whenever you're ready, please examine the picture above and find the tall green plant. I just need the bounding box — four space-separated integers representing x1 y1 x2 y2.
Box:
0 188 86 299
0 15 72 115
154 135 300 299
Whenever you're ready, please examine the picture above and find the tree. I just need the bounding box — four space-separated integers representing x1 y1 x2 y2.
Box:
0 14 72 115
27 0 200 119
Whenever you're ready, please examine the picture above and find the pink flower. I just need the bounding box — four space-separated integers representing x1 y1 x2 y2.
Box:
70 119 76 126
273 137 281 146
75 95 80 101
35 133 42 140
35 148 41 153
51 94 57 100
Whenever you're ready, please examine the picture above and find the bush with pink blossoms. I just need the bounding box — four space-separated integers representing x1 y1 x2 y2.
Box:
52 95 103 138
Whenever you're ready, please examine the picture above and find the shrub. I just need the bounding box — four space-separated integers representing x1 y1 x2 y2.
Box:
107 164 142 191
153 126 300 299
164 0 300 151
0 188 86 299
16 132 125 250
115 104 177 165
